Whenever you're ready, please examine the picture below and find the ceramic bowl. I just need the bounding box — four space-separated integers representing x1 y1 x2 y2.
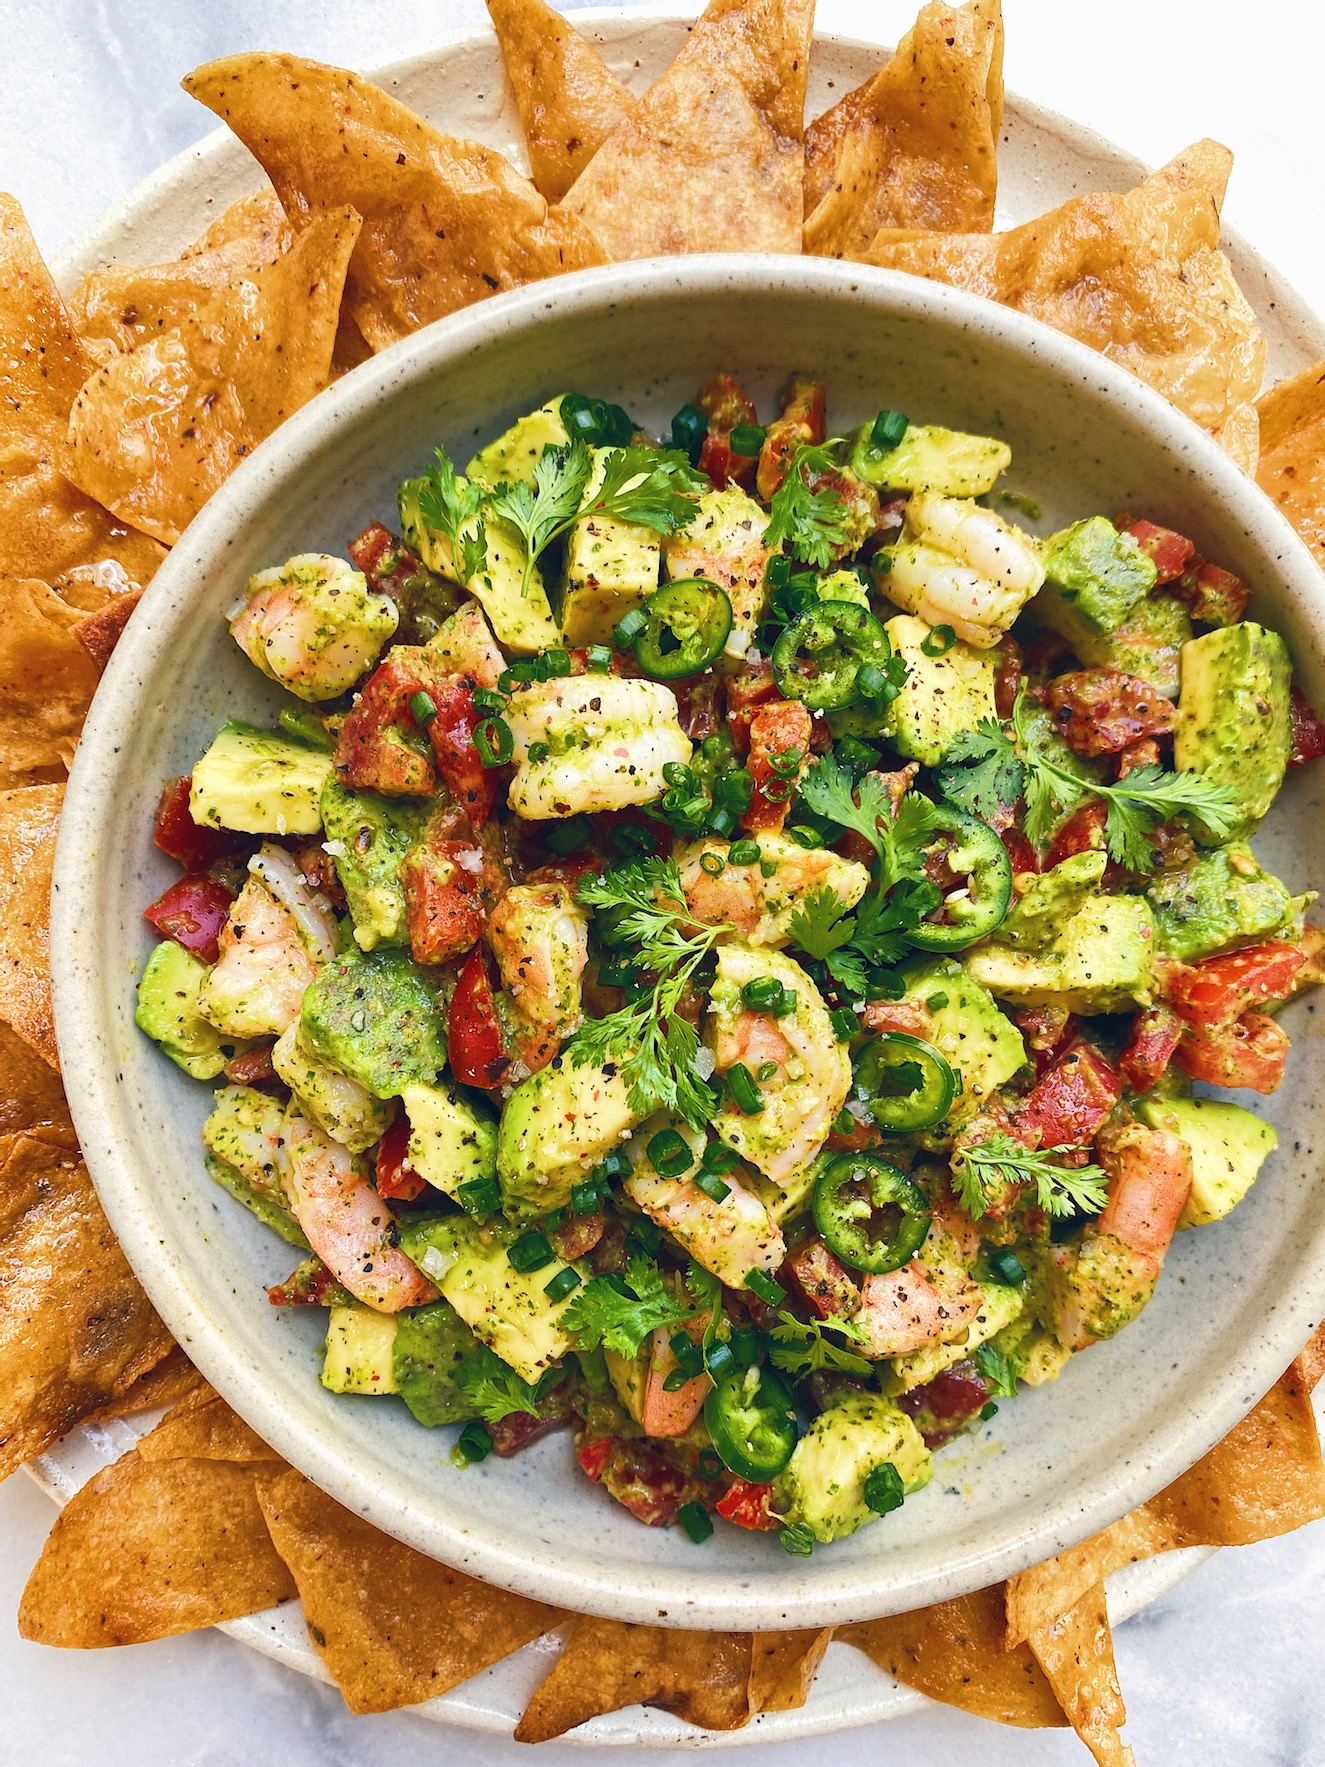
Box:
51 254 1325 1631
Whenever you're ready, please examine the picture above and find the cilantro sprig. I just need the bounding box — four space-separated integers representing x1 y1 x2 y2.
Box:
413 448 489 581
951 1133 1109 1221
767 1310 873 1378
971 1341 1018 1398
764 441 853 568
454 1346 547 1424
561 1255 693 1359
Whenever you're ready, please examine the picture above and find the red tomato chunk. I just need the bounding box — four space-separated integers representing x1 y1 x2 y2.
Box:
1041 668 1176 757
142 873 235 965
1016 1037 1122 1148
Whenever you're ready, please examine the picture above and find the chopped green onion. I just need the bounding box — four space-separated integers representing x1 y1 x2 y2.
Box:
698 1448 725 1480
596 1150 632 1183
780 1521 816 1556
980 1401 999 1420
729 423 766 457
544 647 570 677
613 607 649 648
741 976 786 1012
472 686 507 715
670 1332 706 1377
586 644 613 674
663 761 696 791
457 1420 493 1463
409 690 438 728
670 403 708 464
457 1175 500 1215
756 1061 778 1082
625 1217 663 1257
871 408 909 448
713 768 754 811
700 850 726 877
647 1128 695 1180
663 1367 693 1392
777 990 797 1017
745 1269 786 1306
695 1169 732 1203
705 1341 737 1382
987 1247 1026 1286
769 745 804 777
609 822 657 858
474 717 513 767
544 1266 582 1302
571 1180 603 1216
785 824 823 849
709 806 739 838
527 740 550 764
544 1207 569 1231
701 1142 741 1176
677 1500 715 1542
498 660 542 692
863 1461 905 1515
508 1231 555 1274
726 1062 764 1115
856 661 890 702
829 1008 858 1042
759 858 779 878
920 624 957 658
544 815 593 857
832 1106 856 1135
730 1325 765 1367
926 992 949 1010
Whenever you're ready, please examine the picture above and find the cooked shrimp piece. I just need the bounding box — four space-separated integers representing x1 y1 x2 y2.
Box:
1052 1122 1193 1351
854 1262 984 1359
423 599 504 689
488 882 589 1074
505 675 691 817
626 1159 785 1288
200 874 321 1038
640 1324 711 1438
279 1110 436 1312
662 485 772 662
677 831 869 948
231 553 398 701
881 493 1044 648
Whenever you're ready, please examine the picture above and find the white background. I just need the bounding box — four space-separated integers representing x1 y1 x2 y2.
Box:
3 2 1325 1761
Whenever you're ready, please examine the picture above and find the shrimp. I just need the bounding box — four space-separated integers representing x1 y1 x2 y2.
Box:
270 1021 392 1154
880 492 1044 648
505 675 692 818
1051 1121 1193 1351
278 1110 436 1312
662 486 772 662
231 553 398 701
626 1157 785 1288
488 882 589 1072
854 1263 985 1360
200 872 322 1038
677 831 870 948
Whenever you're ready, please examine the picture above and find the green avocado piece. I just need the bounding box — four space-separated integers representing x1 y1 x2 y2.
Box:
965 894 1156 1012
1146 842 1297 960
561 446 663 645
997 852 1108 949
1136 1094 1278 1227
320 782 430 952
300 950 447 1100
392 1299 482 1426
321 1303 399 1395
898 958 1026 1144
203 1151 308 1247
1173 622 1293 842
880 613 999 765
1073 592 1193 697
189 722 335 838
777 1394 932 1543
401 1081 498 1199
135 941 244 1080
399 477 560 655
465 397 571 489
496 1055 641 1219
848 421 1012 497
1034 516 1158 647
886 1283 1024 1395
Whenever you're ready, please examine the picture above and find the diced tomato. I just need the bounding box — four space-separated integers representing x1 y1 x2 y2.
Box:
716 1478 779 1531
1124 519 1195 583
402 843 485 965
576 1435 694 1525
1116 737 1161 778
1289 686 1325 768
224 1044 280 1089
756 375 826 501
1173 559 1249 626
897 1361 991 1448
993 635 1022 720
1119 1004 1184 1093
696 372 758 490
696 371 758 433
267 1260 350 1307
1042 667 1176 757
489 1383 574 1457
448 945 509 1088
1021 630 1075 677
374 1115 427 1203
143 873 235 965
1174 1011 1289 1094
335 656 436 795
744 700 812 832
1012 1005 1077 1079
429 677 496 830
785 1238 862 1320
1016 1037 1122 1149
153 776 245 871
554 1211 605 1263
1000 827 1040 875
576 1437 616 1483
1164 941 1306 1029
347 520 427 604
725 660 780 753
1046 799 1106 868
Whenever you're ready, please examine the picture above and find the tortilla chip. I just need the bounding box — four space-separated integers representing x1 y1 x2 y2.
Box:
136 1387 283 1466
0 1128 175 1478
864 144 1265 454
181 55 604 354
66 207 359 546
0 782 62 1064
1257 358 1325 570
1300 1321 1325 1392
73 586 144 674
804 0 1003 258
0 578 101 787
749 1627 834 1713
559 0 814 258
88 1348 202 1423
0 1017 67 1133
488 0 639 202
840 1584 1066 1728
1023 1580 1133 1767
68 191 293 366
256 1467 558 1714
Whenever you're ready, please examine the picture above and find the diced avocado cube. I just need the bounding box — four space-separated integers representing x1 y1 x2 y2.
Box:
496 1054 641 1219
465 398 571 489
320 783 429 952
392 1299 482 1427
997 852 1108 949
561 447 663 645
1173 622 1293 842
663 485 771 663
886 1282 1024 1395
898 958 1026 1142
777 1394 932 1543
203 1151 308 1246
401 1081 498 1199
816 568 871 608
1136 1095 1277 1227
300 950 447 1100
401 479 561 656
135 940 244 1080
1073 592 1193 698
848 422 1012 497
321 1303 399 1395
397 1213 582 1383
604 1345 650 1424
965 894 1156 1012
1146 842 1298 961
189 723 334 837
271 1021 393 1153
1034 516 1158 647
987 1315 1072 1387
887 614 1000 765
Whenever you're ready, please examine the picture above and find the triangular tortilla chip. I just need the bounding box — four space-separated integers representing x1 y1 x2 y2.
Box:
87 1348 203 1424
181 54 604 353
749 1627 834 1713
804 0 1003 257
1023 1580 1133 1767
68 190 293 365
1257 357 1325 570
137 1386 283 1465
0 578 101 787
256 1467 559 1714
864 144 1265 459
0 781 62 1064
559 0 815 258
0 1127 175 1479
72 586 144 674
66 207 361 545
515 1616 753 1741
0 1017 67 1133
487 0 639 202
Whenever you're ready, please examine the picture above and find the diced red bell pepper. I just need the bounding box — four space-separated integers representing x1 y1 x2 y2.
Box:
1124 519 1196 583
725 660 780 754
993 635 1022 720
374 1115 427 1203
448 945 510 1088
1016 1037 1122 1149
1041 667 1176 757
153 776 245 872
143 873 235 965
1174 1011 1289 1094
744 700 812 832
402 842 486 966
429 677 496 831
756 375 826 501
1164 941 1306 1029
1173 559 1249 627
785 1238 862 1321
1119 1004 1184 1093
1289 686 1325 768
335 656 436 796
716 1478 779 1531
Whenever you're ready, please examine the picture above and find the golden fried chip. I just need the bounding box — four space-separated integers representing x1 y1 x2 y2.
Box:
66 207 360 545
1300 1321 1325 1393
256 1467 558 1714
749 1627 834 1713
0 578 100 787
73 586 143 674
804 0 1003 258
559 0 814 258
0 782 62 1064
1257 358 1325 570
0 1128 175 1478
488 0 638 202
0 1017 67 1133
88 1348 202 1424
137 1387 282 1465
68 190 293 365
516 1616 753 1742
865 144 1265 458
1023 1580 1132 1767
182 54 604 354
840 1584 1066 1728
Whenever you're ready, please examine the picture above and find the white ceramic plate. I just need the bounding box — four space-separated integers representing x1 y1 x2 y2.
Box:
35 11 1325 1745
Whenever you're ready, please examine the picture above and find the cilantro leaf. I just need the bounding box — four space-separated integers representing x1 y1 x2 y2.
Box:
486 438 594 599
561 1256 693 1359
414 447 489 581
798 755 891 868
764 442 853 568
767 1311 873 1378
937 720 1025 827
786 885 858 960
971 1341 1018 1398
952 1133 1109 1220
848 877 943 967
454 1346 543 1424
589 446 706 532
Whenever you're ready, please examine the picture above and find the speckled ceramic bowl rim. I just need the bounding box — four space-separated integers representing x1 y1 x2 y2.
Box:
51 254 1325 1629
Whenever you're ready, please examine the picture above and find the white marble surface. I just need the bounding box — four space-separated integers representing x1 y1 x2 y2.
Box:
3 0 1325 1760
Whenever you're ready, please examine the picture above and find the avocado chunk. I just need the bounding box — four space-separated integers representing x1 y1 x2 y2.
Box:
898 958 1026 1142
320 783 429 952
1146 842 1298 960
838 613 997 765
966 894 1156 1013
392 1298 482 1426
135 940 245 1080
201 1084 307 1242
321 1303 399 1395
662 485 771 662
300 950 447 1100
816 568 871 608
271 1020 393 1153
400 477 561 655
1034 516 1158 647
748 1148 831 1226
401 1081 498 1198
997 852 1108 949
604 1344 650 1424
886 1282 1024 1395
1073 592 1193 698
848 422 1011 497
496 1054 640 1218
189 723 334 838
778 1393 932 1543
397 1213 583 1382
203 1151 308 1246
1136 1095 1277 1227
561 446 663 644
1173 622 1293 842
465 397 571 488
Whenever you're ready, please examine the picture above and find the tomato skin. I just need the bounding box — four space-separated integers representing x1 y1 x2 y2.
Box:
576 1437 614 1483
401 843 485 966
696 372 759 490
1165 941 1306 1030
1042 667 1176 757
1174 559 1249 626
448 945 509 1088
744 699 812 832
143 873 235 965
1000 826 1040 876
1175 1011 1289 1094
153 776 245 871
374 1116 426 1203
756 375 826 501
1045 799 1106 868
428 677 496 830
671 675 721 740
716 1478 778 1531
993 635 1022 719
335 656 436 796
1124 519 1195 583
575 1435 695 1525
1289 686 1325 768
1016 1037 1121 1148
1119 1004 1184 1093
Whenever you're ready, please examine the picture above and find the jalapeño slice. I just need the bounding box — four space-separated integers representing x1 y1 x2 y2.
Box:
812 1152 930 1275
704 1365 799 1482
771 600 893 711
853 1032 955 1133
907 803 1013 950
633 578 733 679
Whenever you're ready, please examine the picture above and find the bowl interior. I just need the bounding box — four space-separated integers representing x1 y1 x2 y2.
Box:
53 257 1325 1629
